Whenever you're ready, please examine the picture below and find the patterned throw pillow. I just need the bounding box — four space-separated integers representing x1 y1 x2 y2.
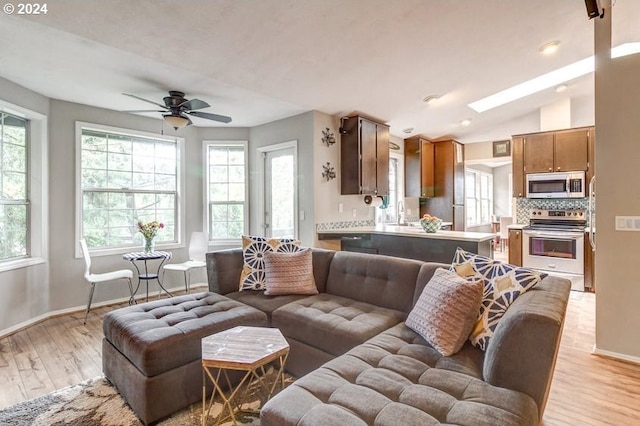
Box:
406 268 483 356
450 247 547 351
239 236 301 291
263 249 318 296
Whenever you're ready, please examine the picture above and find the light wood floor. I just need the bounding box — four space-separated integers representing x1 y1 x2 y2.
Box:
1 285 639 425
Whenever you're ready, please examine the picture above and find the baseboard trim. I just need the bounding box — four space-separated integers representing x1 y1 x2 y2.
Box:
592 344 640 365
0 282 209 339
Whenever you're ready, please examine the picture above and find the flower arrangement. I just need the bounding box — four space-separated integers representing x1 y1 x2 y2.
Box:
137 220 164 239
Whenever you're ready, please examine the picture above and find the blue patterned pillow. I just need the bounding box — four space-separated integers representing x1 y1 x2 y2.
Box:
450 247 547 351
240 236 301 291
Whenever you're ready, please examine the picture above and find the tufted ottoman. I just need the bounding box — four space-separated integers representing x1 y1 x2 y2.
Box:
102 292 267 425
261 322 539 426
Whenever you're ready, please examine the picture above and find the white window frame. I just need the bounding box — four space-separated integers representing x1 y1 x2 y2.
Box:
203 140 249 246
466 168 493 227
0 100 47 272
75 122 185 257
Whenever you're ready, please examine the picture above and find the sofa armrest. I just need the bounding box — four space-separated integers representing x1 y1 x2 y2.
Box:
206 248 244 294
482 276 570 418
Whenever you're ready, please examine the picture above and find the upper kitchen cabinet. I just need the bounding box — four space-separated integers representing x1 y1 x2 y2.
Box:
512 126 594 197
404 136 435 198
340 115 390 195
512 137 525 197
521 127 591 173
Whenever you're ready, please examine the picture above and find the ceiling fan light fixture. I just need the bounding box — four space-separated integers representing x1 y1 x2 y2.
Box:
540 41 560 55
164 114 190 130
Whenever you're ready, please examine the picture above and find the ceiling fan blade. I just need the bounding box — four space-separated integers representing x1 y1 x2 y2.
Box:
179 98 210 111
122 109 166 113
188 111 232 124
123 93 168 110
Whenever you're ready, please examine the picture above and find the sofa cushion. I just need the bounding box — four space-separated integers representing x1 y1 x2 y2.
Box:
239 235 301 291
225 290 310 325
261 323 538 426
264 249 318 296
102 292 267 377
450 247 547 350
325 251 424 313
406 268 483 356
271 293 406 357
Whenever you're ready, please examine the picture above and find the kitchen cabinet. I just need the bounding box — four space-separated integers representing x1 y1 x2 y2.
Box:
340 115 390 195
420 140 465 231
584 232 595 292
512 137 525 197
512 126 594 197
405 137 435 198
508 229 522 266
521 127 591 174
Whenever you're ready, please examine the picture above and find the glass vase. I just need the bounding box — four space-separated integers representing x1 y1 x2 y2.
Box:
143 236 155 253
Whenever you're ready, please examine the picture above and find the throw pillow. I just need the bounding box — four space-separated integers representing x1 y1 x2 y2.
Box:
239 236 301 291
263 248 318 296
450 247 547 351
406 268 483 356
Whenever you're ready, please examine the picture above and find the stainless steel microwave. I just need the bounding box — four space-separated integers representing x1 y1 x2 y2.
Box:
525 171 586 198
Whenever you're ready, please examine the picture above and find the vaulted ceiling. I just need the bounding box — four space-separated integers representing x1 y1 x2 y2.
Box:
1 0 638 143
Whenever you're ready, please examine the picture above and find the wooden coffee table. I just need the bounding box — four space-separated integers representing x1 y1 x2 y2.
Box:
201 326 290 426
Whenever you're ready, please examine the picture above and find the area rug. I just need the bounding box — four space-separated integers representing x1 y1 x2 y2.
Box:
0 373 293 426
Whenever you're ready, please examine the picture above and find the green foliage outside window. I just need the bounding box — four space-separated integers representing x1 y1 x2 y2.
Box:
0 113 28 261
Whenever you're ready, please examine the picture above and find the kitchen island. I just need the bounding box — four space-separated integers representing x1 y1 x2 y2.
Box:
317 224 495 263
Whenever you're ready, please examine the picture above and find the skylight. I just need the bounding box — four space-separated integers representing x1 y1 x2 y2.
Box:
468 42 640 113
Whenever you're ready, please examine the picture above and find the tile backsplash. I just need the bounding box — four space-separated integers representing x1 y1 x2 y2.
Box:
515 198 594 224
316 220 375 232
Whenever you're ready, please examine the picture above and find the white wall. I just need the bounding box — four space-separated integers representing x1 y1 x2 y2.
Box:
248 111 315 246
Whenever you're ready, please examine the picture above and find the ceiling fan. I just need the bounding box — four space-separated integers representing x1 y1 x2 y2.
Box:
122 90 232 129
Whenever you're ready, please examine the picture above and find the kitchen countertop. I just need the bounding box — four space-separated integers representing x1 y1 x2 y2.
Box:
318 224 495 242
507 223 527 230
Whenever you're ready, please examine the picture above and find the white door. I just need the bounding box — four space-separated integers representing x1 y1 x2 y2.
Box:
263 146 296 239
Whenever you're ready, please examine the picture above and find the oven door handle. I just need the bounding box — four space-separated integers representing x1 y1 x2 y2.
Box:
523 230 584 239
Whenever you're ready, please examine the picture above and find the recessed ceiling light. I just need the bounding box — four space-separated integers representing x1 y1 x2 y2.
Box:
402 127 414 134
422 95 440 104
540 41 560 55
460 119 472 127
468 42 640 113
555 84 568 93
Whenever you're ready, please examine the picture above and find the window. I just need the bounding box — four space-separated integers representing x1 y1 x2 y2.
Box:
379 152 404 224
0 112 28 261
466 168 493 227
77 123 183 253
204 141 248 243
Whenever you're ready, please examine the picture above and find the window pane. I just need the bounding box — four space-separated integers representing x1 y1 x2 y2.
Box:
81 127 180 249
207 144 246 240
2 143 26 172
0 204 28 260
2 171 27 200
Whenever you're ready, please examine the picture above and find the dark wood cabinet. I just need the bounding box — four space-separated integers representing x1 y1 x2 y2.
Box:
523 133 555 173
340 115 390 195
584 233 595 292
404 137 435 198
512 126 594 197
521 127 591 174
512 137 525 197
508 229 522 266
420 140 465 231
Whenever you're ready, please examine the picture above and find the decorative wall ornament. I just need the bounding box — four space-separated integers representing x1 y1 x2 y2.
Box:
321 162 336 181
321 127 336 147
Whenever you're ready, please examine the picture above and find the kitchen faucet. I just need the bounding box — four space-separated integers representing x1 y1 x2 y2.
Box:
397 200 404 225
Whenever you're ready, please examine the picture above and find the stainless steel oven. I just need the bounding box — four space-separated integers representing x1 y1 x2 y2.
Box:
522 209 586 290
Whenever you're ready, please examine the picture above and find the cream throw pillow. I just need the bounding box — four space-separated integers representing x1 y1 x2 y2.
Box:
406 268 483 356
263 248 318 296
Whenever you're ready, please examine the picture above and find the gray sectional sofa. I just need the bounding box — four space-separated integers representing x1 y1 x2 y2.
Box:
102 247 570 425
207 248 571 426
